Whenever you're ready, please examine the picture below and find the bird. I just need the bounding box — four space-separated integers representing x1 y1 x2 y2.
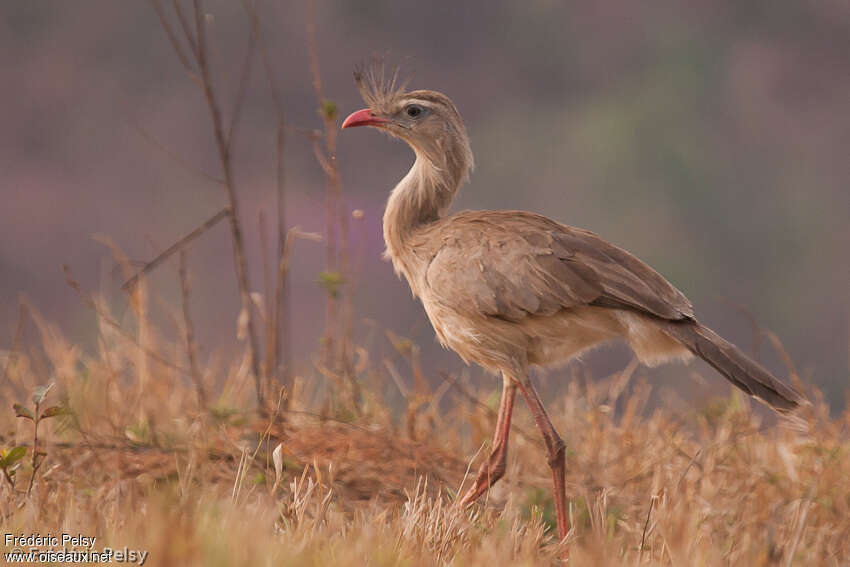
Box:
340 64 806 543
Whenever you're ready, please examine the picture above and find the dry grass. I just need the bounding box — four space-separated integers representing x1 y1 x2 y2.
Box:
3 4 845 566
0 294 848 567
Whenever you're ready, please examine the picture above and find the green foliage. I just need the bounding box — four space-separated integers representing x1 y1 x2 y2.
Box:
317 271 345 298
209 404 247 426
0 446 27 471
0 445 26 487
484 388 501 412
523 487 556 534
13 403 34 420
605 504 624 540
698 393 747 426
333 406 356 424
6 383 65 491
570 496 591 531
125 421 154 446
319 98 337 122
39 405 68 419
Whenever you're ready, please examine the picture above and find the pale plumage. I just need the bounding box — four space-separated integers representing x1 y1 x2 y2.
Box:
342 65 805 543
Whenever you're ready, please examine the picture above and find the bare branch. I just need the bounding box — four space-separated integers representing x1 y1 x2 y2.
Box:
150 0 195 74
272 119 289 391
226 14 257 152
310 134 333 177
130 122 224 185
305 0 324 102
259 211 271 312
306 0 337 308
171 0 199 60
190 0 265 407
305 0 351 380
179 250 207 406
64 266 189 375
192 0 205 58
241 0 290 392
122 207 230 291
243 0 284 114
265 227 321 381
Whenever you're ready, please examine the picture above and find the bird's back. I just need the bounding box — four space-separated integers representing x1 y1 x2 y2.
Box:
415 209 693 322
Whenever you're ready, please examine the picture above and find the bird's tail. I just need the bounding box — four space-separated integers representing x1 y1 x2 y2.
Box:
662 321 806 413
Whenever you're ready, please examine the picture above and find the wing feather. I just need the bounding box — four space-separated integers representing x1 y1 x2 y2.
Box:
424 211 693 322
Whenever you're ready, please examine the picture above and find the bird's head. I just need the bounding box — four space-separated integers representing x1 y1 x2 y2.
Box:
342 63 473 184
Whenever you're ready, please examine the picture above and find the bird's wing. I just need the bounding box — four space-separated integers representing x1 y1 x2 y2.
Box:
424 211 693 322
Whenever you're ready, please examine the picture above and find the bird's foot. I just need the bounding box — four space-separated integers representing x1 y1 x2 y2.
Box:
458 446 506 507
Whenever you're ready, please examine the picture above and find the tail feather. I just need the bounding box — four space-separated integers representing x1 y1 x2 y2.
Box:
663 321 806 413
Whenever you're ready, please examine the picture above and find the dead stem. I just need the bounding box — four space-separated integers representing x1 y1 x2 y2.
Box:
64 266 189 375
147 0 267 407
306 0 356 409
242 0 292 398
122 207 230 291
179 249 206 407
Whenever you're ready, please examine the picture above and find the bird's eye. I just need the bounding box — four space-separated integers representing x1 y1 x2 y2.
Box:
405 104 425 119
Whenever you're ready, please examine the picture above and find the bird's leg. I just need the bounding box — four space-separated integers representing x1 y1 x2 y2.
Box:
515 375 570 542
459 375 517 507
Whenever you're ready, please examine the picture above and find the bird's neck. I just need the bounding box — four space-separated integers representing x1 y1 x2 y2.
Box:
383 148 470 267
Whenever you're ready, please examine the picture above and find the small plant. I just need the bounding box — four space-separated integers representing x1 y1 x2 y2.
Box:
12 383 67 496
319 98 338 122
317 270 345 298
0 446 26 490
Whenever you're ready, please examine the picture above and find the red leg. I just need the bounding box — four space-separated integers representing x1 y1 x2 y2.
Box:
515 375 570 542
459 375 517 507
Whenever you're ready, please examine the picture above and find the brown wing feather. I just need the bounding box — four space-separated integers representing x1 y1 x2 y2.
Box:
424 210 693 322
552 227 694 319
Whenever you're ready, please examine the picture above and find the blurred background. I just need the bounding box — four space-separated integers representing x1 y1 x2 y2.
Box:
1 1 848 409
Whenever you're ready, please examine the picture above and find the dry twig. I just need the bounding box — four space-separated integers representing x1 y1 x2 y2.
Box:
178 249 206 406
242 0 292 396
122 207 230 291
149 0 264 406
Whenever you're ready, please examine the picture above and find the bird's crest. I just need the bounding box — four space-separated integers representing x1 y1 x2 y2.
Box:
353 59 410 115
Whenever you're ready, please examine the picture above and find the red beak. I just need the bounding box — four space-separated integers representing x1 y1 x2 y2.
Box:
341 108 389 129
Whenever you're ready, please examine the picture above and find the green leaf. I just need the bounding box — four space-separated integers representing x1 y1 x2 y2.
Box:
0 446 26 468
319 99 338 122
6 446 26 465
39 406 68 419
13 403 34 421
317 271 345 298
32 383 54 405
